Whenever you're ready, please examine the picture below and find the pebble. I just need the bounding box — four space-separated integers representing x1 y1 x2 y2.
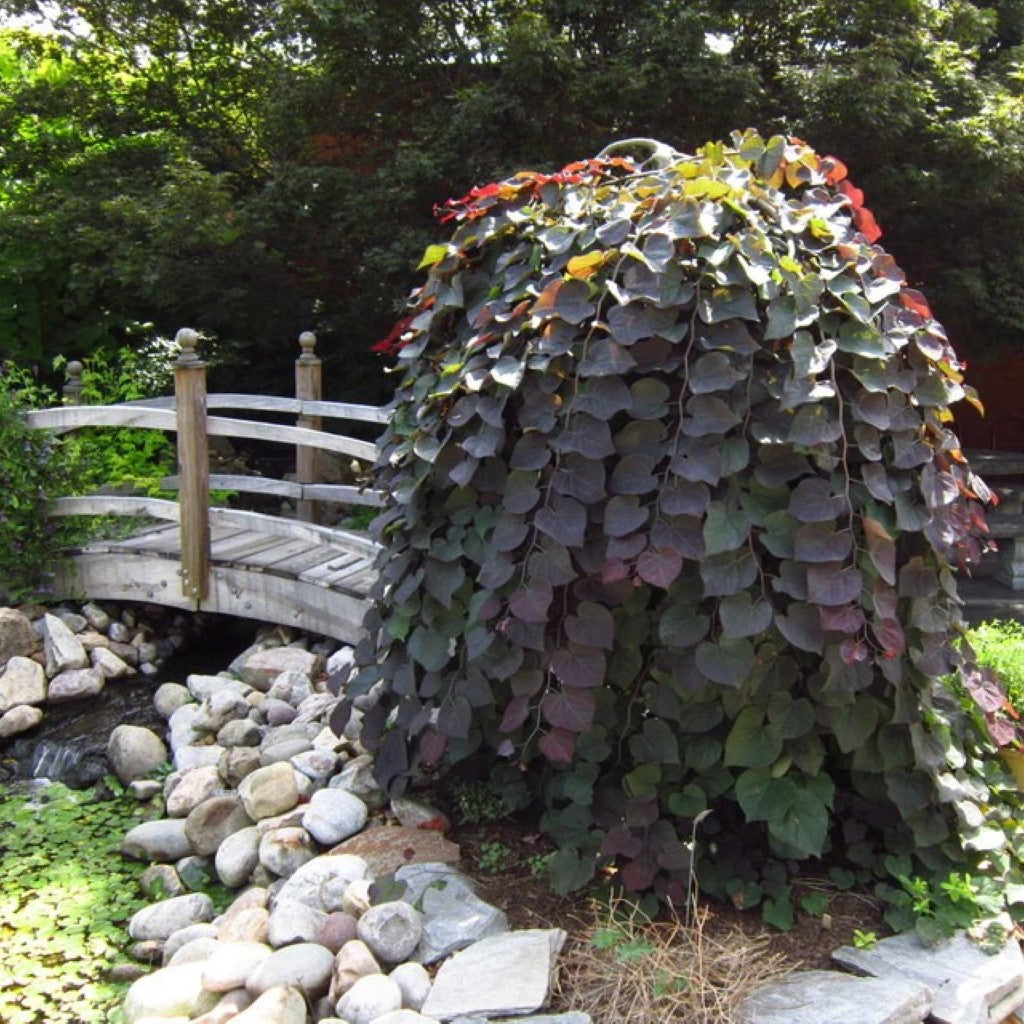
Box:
129 893 215 942
107 724 168 784
47 666 104 702
201 941 274 992
274 854 370 911
229 985 307 1024
122 962 219 1023
162 923 221 964
168 935 222 965
184 794 254 855
166 765 223 818
259 826 317 877
175 744 226 772
267 897 328 947
238 762 299 820
122 819 193 863
0 704 44 737
390 961 432 1011
357 901 424 964
335 973 404 1024
139 864 186 899
218 907 270 945
215 826 260 888
245 942 335 999
302 787 369 845
331 939 382 999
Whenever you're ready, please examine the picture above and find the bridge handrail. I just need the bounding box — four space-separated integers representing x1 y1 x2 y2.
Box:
34 328 387 607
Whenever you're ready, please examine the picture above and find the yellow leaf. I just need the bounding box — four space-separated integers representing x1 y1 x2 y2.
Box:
566 251 607 279
417 244 449 270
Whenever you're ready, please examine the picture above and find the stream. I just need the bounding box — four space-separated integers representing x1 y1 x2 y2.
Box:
0 616 258 788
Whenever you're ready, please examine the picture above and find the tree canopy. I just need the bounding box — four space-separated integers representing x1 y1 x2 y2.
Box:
1 1 1023 395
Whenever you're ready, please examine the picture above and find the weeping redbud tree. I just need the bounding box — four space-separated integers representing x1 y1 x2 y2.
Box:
333 130 1024 934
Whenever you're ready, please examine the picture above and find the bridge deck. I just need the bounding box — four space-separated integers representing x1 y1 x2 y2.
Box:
56 520 380 643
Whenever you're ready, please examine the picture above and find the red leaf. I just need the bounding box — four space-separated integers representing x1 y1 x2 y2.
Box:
419 729 447 765
621 858 656 892
538 728 576 764
499 695 531 733
635 546 684 589
821 155 848 185
872 617 905 658
853 206 882 243
900 288 932 319
838 179 865 209
840 638 869 664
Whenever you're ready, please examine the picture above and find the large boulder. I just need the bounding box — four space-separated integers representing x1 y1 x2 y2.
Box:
0 607 41 668
41 612 88 674
107 725 168 784
122 962 219 1023
0 656 47 712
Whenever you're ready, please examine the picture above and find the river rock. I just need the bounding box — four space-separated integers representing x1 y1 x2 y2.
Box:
243 647 320 692
390 962 432 1011
167 765 223 817
317 911 359 952
168 935 222 965
185 794 254 855
329 753 387 809
123 962 219 1023
169 702 206 747
91 645 134 679
81 601 110 630
737 969 932 1024
129 893 216 942
421 929 566 1021
193 988 254 1024
0 703 43 738
219 906 270 945
230 985 307 1024
108 725 168 784
255 807 306 834
201 941 274 992
47 666 104 702
259 734 313 766
54 609 87 633
246 942 334 999
108 620 131 643
259 826 316 877
218 717 262 747
335 974 404 1024
331 827 460 878
175 744 226 772
296 694 337 725
274 853 370 911
391 797 450 832
331 939 382 1000
123 819 193 862
42 612 88 674
215 825 260 888
220 746 262 787
267 897 328 947
267 670 313 706
357 901 423 964
140 864 187 899
128 779 162 800
177 853 215 890
0 607 41 666
264 698 297 726
195 689 251 733
832 930 1024 1024
302 788 368 845
162 923 220 964
154 682 193 719
187 673 250 701
238 762 299 820
0 655 47 711
290 748 338 783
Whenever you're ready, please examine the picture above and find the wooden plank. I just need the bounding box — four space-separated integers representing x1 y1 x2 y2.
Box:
298 552 368 585
214 532 297 565
27 405 178 432
121 393 390 424
50 495 180 521
239 537 319 569
259 545 356 578
296 336 323 524
112 524 181 553
54 552 195 610
966 449 1024 476
176 348 210 601
204 415 379 462
302 484 385 506
209 529 275 559
162 474 304 499
206 507 380 553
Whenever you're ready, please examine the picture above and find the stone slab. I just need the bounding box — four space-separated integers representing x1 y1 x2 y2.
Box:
737 969 931 1024
329 826 460 877
832 931 1024 1024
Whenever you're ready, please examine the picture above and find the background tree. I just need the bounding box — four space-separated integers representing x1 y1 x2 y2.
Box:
0 0 1022 400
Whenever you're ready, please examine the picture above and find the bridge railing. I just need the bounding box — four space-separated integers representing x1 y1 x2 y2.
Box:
26 328 389 606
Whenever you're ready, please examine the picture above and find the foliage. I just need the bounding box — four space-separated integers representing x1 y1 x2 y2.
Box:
0 779 151 1024
2 2 1024 395
450 779 511 825
962 619 1024 712
336 130 1024 929
0 362 80 602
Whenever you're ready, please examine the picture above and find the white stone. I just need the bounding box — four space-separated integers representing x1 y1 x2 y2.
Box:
245 942 335 999
341 878 373 917
185 794 254 856
420 929 566 1020
175 744 226 771
122 819 193 862
258 827 316 878
155 682 194 719
108 725 168 784
737 969 932 1024
259 734 313 766
123 962 219 1023
238 762 299 820
372 1012 441 1024
329 754 386 809
335 973 403 1024
47 666 104 702
242 647 319 692
169 702 206 747
195 689 250 733
229 985 306 1024
193 988 254 1024
168 936 222 965
302 787 368 845
42 613 88 674
91 645 134 679
201 941 273 992
0 655 47 711
390 962 432 1011
81 602 110 630
0 704 43 738
357 901 423 964
129 893 216 942
187 673 251 701
166 765 223 818
215 826 260 888
274 854 371 912
163 923 220 964
267 897 328 947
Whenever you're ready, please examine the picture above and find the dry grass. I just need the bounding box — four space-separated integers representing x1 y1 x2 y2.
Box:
554 894 792 1024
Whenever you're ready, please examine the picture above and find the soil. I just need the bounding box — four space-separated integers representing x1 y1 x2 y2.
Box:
448 815 888 976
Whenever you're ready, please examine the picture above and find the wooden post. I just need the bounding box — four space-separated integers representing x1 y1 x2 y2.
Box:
295 331 323 524
62 361 84 404
174 328 210 604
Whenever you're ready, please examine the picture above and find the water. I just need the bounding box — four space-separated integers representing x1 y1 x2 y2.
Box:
2 617 257 787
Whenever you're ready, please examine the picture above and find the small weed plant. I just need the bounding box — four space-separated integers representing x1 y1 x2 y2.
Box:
0 779 151 1024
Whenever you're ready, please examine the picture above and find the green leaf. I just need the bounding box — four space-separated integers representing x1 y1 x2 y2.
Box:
725 709 783 767
696 637 755 688
667 784 708 818
769 788 829 857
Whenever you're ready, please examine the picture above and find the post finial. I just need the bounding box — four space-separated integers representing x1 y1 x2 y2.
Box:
175 328 202 366
62 360 84 403
297 331 318 364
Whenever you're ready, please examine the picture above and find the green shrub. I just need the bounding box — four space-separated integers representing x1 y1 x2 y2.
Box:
335 131 1024 933
964 620 1024 712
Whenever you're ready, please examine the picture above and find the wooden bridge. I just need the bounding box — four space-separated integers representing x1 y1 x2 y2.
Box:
26 330 388 643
